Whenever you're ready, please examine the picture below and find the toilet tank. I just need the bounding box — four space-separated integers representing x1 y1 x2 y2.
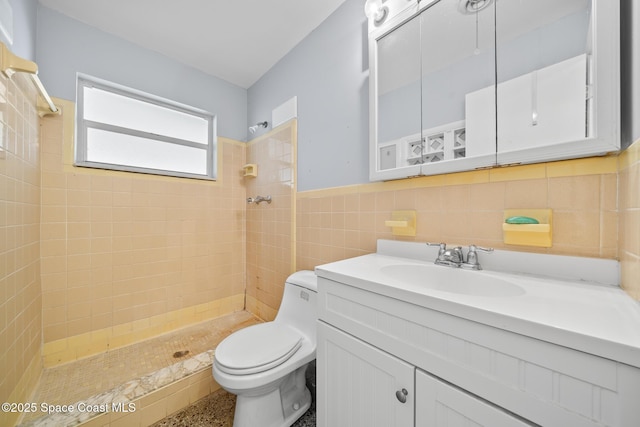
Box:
275 270 318 342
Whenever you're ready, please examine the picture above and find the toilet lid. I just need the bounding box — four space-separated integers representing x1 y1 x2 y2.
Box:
215 323 302 375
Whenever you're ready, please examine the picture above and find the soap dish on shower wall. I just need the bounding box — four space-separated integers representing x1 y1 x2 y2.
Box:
243 164 257 177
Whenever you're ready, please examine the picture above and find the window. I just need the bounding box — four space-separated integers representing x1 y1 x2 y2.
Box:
76 74 216 180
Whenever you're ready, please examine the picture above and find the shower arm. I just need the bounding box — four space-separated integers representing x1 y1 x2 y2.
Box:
249 121 269 134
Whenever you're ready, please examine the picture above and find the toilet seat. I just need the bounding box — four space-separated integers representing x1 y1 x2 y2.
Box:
215 323 303 375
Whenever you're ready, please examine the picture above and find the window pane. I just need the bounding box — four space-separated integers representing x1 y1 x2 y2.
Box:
83 86 209 144
86 128 207 175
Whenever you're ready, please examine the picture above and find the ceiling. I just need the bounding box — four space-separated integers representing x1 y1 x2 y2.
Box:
38 0 349 89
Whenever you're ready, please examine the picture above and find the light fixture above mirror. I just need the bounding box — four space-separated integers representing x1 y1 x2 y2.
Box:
458 0 494 14
364 0 389 25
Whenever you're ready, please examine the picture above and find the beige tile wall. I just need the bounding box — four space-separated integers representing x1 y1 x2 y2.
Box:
297 156 620 284
245 122 296 321
619 139 640 300
39 99 247 364
0 72 43 427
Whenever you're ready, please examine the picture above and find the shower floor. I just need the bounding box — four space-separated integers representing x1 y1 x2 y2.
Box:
20 311 260 426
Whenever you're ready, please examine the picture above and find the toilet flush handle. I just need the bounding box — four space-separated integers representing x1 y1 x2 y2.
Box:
395 388 408 403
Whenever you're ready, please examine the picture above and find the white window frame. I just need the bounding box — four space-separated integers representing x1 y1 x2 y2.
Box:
75 74 217 180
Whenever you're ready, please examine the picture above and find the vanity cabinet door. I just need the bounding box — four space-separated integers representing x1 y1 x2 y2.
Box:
416 370 535 427
317 321 414 427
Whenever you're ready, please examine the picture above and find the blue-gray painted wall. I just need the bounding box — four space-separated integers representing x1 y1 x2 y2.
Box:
35 6 248 142
248 0 640 190
247 0 370 191
6 0 640 190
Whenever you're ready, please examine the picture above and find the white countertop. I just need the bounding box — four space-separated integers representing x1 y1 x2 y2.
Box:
315 243 640 368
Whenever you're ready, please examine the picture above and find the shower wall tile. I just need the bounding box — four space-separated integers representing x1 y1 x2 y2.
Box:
38 99 247 365
0 72 43 427
245 122 296 321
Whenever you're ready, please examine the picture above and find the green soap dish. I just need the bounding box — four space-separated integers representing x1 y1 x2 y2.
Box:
505 216 540 224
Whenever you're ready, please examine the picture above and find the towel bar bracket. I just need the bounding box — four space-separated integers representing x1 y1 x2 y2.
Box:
1 42 60 116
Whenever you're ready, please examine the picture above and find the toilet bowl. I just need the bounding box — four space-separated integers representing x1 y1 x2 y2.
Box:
213 270 318 427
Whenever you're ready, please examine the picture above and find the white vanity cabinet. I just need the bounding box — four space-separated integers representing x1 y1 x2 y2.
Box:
316 275 640 427
318 321 532 427
416 370 533 427
317 322 414 427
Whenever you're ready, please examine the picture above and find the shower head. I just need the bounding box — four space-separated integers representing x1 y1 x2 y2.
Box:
249 121 269 134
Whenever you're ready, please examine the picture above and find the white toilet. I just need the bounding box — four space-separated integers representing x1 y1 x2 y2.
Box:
213 270 318 427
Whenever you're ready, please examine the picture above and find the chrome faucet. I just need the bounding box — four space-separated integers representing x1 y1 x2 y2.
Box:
427 242 464 267
427 243 493 269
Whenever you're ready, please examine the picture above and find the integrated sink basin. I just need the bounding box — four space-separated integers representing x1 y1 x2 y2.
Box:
380 264 526 297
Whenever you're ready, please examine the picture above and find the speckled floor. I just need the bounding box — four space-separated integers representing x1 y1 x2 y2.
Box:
19 312 261 426
150 389 316 427
152 361 317 427
19 310 316 427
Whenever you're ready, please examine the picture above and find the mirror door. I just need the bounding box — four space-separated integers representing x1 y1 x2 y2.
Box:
370 0 496 181
495 0 620 164
372 14 423 180
419 0 496 176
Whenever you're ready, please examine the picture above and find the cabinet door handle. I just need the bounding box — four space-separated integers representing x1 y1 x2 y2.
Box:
395 388 408 403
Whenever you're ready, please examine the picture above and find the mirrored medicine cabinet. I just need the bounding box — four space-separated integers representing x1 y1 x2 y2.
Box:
368 0 621 181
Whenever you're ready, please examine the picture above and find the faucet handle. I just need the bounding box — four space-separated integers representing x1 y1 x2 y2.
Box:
426 242 446 248
426 242 447 255
464 244 494 270
468 244 494 253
